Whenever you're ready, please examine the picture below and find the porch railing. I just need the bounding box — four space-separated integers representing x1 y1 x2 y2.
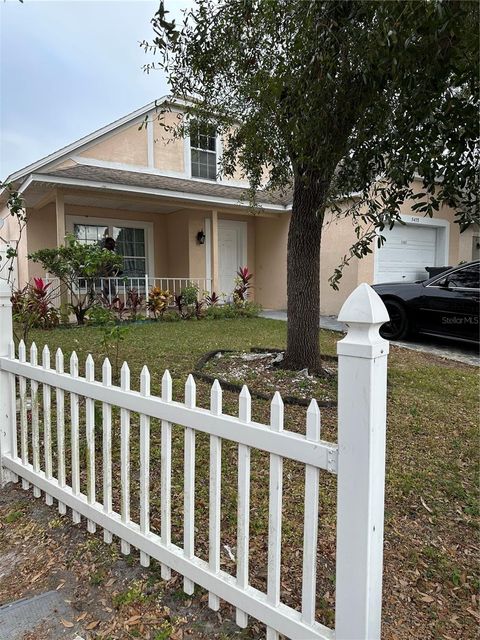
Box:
44 275 213 309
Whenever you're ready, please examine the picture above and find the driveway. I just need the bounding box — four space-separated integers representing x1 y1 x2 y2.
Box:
260 310 480 367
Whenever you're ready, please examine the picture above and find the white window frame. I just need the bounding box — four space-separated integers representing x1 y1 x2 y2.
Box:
65 215 155 276
187 121 218 181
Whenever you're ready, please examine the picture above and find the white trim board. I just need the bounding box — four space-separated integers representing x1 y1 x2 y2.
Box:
204 217 212 291
147 120 155 168
70 155 252 190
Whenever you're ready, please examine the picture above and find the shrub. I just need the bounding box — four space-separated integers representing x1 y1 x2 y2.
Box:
126 288 144 320
11 277 59 342
175 282 200 319
180 282 199 305
86 305 116 326
205 291 221 306
233 266 253 306
147 287 171 319
162 309 181 322
204 301 261 319
85 303 129 381
29 234 123 325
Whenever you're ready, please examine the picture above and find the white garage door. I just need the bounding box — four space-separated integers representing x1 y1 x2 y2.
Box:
376 224 437 283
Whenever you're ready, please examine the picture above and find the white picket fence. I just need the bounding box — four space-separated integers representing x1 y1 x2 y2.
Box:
0 281 390 640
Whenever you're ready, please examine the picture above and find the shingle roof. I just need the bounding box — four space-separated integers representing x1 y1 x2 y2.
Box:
41 164 293 207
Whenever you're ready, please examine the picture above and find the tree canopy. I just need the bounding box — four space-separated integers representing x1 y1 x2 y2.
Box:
146 0 479 370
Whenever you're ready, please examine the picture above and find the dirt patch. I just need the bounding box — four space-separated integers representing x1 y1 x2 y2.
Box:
0 484 262 639
198 348 337 406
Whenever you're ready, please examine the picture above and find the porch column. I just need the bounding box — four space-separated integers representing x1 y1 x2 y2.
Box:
211 209 219 293
55 190 67 308
55 190 66 247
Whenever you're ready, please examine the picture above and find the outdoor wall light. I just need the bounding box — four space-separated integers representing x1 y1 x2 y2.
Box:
196 230 206 245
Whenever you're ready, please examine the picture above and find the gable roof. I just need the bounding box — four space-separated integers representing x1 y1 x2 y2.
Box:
3 96 294 210
4 96 176 184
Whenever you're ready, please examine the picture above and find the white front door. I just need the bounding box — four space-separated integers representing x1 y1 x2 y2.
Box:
218 220 247 297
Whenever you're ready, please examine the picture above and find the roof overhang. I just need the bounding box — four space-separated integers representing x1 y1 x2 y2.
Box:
12 173 292 214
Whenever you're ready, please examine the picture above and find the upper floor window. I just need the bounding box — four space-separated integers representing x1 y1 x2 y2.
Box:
190 121 217 180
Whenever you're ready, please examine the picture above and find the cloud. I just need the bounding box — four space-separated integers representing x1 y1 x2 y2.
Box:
0 0 193 179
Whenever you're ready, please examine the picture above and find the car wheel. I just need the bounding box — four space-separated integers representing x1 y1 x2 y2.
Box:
380 299 409 340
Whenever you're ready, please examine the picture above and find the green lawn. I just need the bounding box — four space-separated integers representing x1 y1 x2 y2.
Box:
17 318 479 638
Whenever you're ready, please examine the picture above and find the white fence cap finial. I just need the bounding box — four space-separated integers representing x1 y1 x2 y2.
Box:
338 283 389 325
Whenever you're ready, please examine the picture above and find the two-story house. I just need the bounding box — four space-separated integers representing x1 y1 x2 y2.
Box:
1 96 478 314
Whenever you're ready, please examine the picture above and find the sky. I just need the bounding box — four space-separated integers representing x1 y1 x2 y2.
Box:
0 0 192 180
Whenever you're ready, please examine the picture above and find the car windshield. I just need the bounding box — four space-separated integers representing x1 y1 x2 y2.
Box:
447 264 480 288
428 262 480 288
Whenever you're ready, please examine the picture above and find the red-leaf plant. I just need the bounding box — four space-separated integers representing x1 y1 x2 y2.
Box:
233 266 253 304
11 278 59 343
205 291 221 306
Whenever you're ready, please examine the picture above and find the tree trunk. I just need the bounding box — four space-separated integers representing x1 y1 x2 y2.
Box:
75 308 86 325
283 175 325 373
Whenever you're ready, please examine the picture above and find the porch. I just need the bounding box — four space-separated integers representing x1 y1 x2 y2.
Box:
16 168 291 309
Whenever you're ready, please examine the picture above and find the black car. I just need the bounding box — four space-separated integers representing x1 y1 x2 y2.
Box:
372 260 480 343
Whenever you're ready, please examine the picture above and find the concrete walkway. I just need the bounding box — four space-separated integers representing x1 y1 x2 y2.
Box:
260 310 480 367
0 591 83 640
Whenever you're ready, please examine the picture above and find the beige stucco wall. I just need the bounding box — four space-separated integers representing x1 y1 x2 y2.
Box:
254 214 289 309
186 210 207 280
251 184 468 316
154 111 185 174
166 210 190 277
458 223 480 262
320 209 370 316
79 124 148 166
14 174 474 314
26 203 57 280
220 130 250 185
177 208 258 296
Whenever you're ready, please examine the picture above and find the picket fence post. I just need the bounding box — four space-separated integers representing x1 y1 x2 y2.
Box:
335 283 389 640
0 280 16 487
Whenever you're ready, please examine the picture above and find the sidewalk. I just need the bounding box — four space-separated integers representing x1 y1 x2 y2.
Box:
260 309 346 332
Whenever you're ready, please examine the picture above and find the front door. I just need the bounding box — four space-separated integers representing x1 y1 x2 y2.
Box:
218 220 247 298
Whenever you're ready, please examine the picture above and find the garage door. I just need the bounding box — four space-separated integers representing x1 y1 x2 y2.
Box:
376 224 437 283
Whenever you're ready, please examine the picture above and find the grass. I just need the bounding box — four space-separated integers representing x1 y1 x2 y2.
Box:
13 318 480 639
